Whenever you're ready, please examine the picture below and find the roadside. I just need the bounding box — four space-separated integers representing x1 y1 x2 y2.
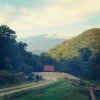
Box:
0 72 78 97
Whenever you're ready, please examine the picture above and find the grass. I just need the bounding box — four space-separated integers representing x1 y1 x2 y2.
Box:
1 78 99 100
13 79 89 100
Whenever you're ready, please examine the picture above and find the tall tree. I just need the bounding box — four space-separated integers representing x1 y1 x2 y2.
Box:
0 25 17 69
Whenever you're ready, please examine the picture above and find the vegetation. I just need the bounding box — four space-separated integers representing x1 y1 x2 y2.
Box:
0 25 45 86
0 79 91 100
47 28 100 81
0 25 99 87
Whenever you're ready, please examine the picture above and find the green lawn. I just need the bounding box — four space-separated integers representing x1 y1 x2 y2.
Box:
13 79 89 100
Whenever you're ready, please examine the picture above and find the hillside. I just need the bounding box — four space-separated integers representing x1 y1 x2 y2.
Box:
47 28 100 60
18 34 65 54
46 28 100 81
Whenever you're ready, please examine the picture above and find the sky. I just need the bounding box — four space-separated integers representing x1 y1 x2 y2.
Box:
0 0 100 39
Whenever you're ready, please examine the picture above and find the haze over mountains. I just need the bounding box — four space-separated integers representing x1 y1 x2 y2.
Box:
18 34 65 54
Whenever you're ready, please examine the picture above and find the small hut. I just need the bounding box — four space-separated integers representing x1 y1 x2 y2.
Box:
44 65 55 72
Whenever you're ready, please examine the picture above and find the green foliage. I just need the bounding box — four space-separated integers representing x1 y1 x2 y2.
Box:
47 28 100 81
6 79 89 100
47 28 100 59
0 25 99 83
0 25 44 85
17 63 33 75
0 25 44 72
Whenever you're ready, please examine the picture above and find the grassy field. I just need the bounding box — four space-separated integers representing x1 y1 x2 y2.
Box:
12 79 89 100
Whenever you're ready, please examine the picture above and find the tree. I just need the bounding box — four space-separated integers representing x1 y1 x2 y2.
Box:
18 42 27 50
64 57 83 76
17 63 33 75
88 54 100 80
79 48 92 61
0 25 17 69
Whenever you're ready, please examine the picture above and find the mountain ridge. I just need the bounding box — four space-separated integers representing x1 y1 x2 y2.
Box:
17 34 65 54
45 28 100 80
47 28 100 60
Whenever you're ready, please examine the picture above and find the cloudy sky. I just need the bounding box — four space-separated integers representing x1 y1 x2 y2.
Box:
0 0 100 39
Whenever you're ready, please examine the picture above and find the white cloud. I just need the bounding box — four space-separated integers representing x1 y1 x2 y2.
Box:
0 0 100 38
0 13 8 24
44 32 79 39
0 5 16 24
4 5 16 14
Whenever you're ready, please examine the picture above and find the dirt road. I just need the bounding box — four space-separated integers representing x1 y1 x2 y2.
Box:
34 72 79 80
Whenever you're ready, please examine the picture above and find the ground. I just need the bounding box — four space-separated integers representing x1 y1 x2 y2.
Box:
14 79 89 100
0 72 100 100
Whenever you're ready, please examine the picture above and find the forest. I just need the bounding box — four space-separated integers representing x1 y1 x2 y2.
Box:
0 25 55 85
47 28 100 81
0 25 100 86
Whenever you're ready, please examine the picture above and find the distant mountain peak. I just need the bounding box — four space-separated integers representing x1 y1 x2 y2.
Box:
17 34 65 54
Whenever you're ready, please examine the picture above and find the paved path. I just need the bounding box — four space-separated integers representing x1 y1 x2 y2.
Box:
0 72 78 97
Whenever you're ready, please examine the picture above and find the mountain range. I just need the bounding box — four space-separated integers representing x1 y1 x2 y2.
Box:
18 34 65 54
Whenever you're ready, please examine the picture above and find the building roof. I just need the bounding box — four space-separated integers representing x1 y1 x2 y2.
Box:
44 65 54 72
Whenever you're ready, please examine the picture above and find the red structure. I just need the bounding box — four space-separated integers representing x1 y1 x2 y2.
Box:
44 65 55 72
